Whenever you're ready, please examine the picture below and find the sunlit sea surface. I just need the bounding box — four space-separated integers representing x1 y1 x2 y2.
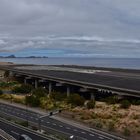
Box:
0 58 140 70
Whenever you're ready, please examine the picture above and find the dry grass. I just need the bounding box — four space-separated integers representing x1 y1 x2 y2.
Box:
62 101 140 136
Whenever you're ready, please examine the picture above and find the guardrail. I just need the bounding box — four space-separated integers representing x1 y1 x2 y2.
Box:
0 129 16 140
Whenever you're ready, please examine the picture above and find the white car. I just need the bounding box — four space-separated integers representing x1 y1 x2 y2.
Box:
19 134 32 140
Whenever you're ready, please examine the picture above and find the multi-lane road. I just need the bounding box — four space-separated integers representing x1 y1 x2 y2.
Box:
0 119 51 140
0 103 125 140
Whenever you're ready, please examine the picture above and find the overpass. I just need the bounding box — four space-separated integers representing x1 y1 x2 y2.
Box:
0 65 140 98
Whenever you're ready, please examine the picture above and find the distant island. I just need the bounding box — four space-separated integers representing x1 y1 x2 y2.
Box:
0 55 48 58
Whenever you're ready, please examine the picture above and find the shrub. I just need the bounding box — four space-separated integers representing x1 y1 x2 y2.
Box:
120 100 131 109
50 92 67 101
4 71 9 77
87 99 95 109
0 89 3 95
90 113 97 119
67 94 85 106
108 121 115 131
25 87 48 107
0 82 17 88
131 99 140 105
12 84 33 94
104 96 119 104
123 127 131 136
25 94 40 107
32 87 48 98
95 122 103 128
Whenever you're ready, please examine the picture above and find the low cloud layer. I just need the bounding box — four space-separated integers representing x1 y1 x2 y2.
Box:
0 0 140 57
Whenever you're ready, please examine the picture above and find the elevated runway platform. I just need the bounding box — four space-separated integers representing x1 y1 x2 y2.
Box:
0 65 140 97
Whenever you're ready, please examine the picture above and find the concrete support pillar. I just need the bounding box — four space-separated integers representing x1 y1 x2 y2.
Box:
24 77 31 85
67 86 70 97
35 79 38 89
49 82 52 94
90 93 95 100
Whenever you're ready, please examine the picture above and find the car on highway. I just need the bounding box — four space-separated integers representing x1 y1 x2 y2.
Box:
19 134 32 140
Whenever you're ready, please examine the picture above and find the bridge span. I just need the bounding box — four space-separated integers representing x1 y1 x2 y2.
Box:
0 65 140 98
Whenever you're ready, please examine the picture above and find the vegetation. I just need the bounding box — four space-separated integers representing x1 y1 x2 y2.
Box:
4 71 9 77
0 81 18 88
120 100 131 109
108 121 115 131
87 99 96 109
123 127 131 136
50 92 67 101
0 79 140 138
25 87 48 107
103 96 119 104
0 89 3 95
32 87 48 98
12 84 33 94
131 99 140 105
67 94 85 106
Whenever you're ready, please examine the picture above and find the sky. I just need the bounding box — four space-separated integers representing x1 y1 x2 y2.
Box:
0 0 140 57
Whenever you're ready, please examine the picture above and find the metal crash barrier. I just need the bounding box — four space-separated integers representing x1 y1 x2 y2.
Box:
0 129 16 140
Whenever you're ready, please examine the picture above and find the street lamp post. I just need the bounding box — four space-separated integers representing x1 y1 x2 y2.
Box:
25 94 30 127
38 109 62 132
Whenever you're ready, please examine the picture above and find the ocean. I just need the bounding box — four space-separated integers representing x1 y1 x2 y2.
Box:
0 57 140 70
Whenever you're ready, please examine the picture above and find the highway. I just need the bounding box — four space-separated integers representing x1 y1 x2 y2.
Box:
0 119 51 140
0 103 125 140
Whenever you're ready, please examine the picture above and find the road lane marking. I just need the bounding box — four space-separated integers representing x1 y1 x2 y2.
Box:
11 131 20 136
90 134 95 137
81 131 86 134
73 129 77 131
99 136 104 139
59 125 63 127
52 123 56 126
66 127 70 129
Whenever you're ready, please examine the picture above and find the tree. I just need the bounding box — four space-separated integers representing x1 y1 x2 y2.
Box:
67 94 85 106
25 87 48 107
25 95 40 107
32 87 48 98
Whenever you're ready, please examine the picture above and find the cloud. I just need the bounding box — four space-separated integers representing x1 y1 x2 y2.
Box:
0 0 139 37
0 0 140 57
